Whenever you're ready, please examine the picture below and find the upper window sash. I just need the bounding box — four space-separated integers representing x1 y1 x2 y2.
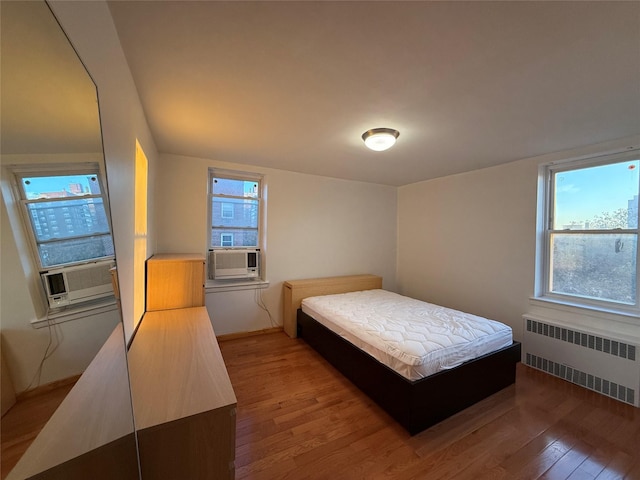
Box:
12 162 104 192
210 172 261 199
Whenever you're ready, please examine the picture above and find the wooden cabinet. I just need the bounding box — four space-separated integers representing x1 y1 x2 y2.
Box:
135 253 235 479
283 274 382 338
146 254 205 311
128 307 236 480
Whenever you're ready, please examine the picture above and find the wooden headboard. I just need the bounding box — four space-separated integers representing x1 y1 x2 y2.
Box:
282 274 383 338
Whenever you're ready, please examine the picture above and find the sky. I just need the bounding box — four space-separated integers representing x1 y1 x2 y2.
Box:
23 174 100 198
554 159 639 227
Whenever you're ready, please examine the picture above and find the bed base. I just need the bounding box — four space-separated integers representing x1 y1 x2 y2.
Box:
297 309 521 435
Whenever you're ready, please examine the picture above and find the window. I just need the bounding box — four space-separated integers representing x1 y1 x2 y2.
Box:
221 202 234 219
13 164 114 269
537 150 639 312
209 169 262 249
220 233 234 247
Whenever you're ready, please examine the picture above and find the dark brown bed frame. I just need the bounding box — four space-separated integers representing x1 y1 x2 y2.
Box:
297 309 521 435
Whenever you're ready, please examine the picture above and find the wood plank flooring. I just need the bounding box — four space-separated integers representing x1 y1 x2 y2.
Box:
219 332 640 480
0 381 74 479
2 331 638 479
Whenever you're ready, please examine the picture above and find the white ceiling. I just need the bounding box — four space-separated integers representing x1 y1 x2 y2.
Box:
0 1 103 155
108 1 637 186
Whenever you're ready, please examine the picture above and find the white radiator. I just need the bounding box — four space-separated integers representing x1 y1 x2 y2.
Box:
522 316 639 407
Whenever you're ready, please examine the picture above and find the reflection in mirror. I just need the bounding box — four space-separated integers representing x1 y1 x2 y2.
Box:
0 1 138 479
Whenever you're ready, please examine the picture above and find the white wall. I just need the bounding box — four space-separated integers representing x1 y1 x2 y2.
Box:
1 200 120 393
0 1 160 393
0 1 158 397
0 153 122 393
50 1 159 342
156 154 397 335
43 2 640 350
398 135 640 342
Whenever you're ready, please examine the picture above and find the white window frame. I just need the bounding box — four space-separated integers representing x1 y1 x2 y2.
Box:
207 168 267 289
220 233 234 247
10 162 114 272
208 168 263 251
221 202 234 219
535 149 640 316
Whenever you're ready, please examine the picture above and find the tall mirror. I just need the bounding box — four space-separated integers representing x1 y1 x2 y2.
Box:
0 1 138 478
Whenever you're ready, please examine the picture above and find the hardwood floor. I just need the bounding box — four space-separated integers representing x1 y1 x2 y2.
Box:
219 332 640 480
0 382 74 479
3 332 638 479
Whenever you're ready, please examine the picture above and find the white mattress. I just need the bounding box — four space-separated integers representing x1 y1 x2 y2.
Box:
301 289 513 381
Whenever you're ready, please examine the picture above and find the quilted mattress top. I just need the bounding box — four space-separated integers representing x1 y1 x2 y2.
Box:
301 289 513 380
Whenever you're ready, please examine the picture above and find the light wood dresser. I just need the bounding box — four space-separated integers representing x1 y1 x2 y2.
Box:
128 254 236 479
128 306 236 479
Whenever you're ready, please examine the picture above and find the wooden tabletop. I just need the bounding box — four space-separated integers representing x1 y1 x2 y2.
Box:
127 306 236 431
147 253 205 262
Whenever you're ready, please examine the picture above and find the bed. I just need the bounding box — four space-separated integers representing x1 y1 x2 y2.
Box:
284 275 521 435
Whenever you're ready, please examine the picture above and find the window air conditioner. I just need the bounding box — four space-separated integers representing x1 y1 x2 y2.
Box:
41 260 114 309
209 249 260 280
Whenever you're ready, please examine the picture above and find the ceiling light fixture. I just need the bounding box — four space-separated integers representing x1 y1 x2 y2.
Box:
362 128 400 151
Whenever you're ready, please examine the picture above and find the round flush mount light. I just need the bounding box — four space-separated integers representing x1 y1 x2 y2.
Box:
362 128 400 151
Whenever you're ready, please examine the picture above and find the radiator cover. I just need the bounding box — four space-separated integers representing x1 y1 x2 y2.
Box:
522 316 639 407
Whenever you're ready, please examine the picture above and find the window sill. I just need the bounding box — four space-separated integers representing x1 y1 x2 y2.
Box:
206 278 269 293
527 296 640 342
32 296 118 329
529 296 639 322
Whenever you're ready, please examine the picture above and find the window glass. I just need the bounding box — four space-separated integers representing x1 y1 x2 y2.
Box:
221 203 234 219
22 174 102 198
14 167 114 269
211 177 258 198
553 161 639 230
220 233 234 247
38 235 115 267
550 232 636 304
210 174 261 248
26 198 110 241
540 153 640 311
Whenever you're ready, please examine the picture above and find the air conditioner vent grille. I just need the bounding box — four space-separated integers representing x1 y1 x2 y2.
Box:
209 249 260 280
66 263 112 290
215 252 247 269
526 319 636 362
